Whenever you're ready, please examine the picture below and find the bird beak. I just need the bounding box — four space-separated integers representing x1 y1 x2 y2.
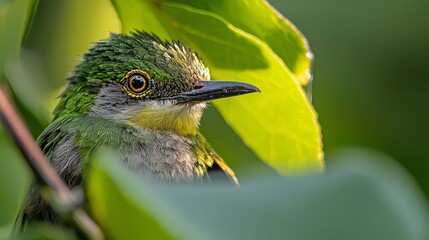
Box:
166 80 260 103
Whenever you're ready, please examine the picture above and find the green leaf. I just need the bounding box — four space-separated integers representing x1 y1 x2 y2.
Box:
111 0 171 41
0 0 46 135
87 150 176 240
87 148 429 240
0 0 13 8
0 0 38 81
162 0 313 85
111 0 323 174
0 130 30 239
15 223 77 240
0 1 41 237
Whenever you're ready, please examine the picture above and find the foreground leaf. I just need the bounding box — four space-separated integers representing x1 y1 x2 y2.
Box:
0 1 37 236
15 223 77 240
0 130 30 239
111 0 323 174
87 149 429 240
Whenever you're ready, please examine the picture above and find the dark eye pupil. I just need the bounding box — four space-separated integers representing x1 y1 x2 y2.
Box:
131 75 144 89
126 72 150 95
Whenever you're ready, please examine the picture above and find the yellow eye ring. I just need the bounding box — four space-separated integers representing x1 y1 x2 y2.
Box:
123 70 152 98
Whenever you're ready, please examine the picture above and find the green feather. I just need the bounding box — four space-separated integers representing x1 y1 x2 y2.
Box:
53 31 208 120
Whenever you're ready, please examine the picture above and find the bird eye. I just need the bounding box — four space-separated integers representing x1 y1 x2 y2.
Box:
128 74 148 93
123 70 152 98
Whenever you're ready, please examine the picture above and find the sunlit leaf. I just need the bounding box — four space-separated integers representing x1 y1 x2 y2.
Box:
87 148 429 240
111 0 323 174
162 0 313 85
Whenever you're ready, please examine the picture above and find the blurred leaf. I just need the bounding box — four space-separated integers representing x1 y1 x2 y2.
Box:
4 0 121 134
87 150 175 240
327 148 429 239
0 0 38 81
15 223 77 240
87 148 429 240
111 0 171 40
112 0 323 174
5 49 51 125
28 0 121 90
270 0 429 198
0 0 44 135
9 87 46 137
0 130 30 239
0 0 12 8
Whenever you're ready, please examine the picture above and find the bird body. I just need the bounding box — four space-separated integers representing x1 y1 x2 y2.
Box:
22 31 258 223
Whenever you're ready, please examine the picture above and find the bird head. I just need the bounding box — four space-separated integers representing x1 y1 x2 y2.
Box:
54 31 259 136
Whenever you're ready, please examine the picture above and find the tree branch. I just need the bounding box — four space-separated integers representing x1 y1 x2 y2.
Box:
0 86 104 240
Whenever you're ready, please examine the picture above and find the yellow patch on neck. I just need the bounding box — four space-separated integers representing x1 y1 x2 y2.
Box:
127 103 204 136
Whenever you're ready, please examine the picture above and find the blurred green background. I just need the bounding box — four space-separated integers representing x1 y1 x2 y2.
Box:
270 0 429 196
1 0 429 238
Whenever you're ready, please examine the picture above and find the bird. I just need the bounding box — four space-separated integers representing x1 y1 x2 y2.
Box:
21 31 259 224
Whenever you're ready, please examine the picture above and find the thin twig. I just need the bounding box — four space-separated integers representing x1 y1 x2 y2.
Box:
0 86 104 240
